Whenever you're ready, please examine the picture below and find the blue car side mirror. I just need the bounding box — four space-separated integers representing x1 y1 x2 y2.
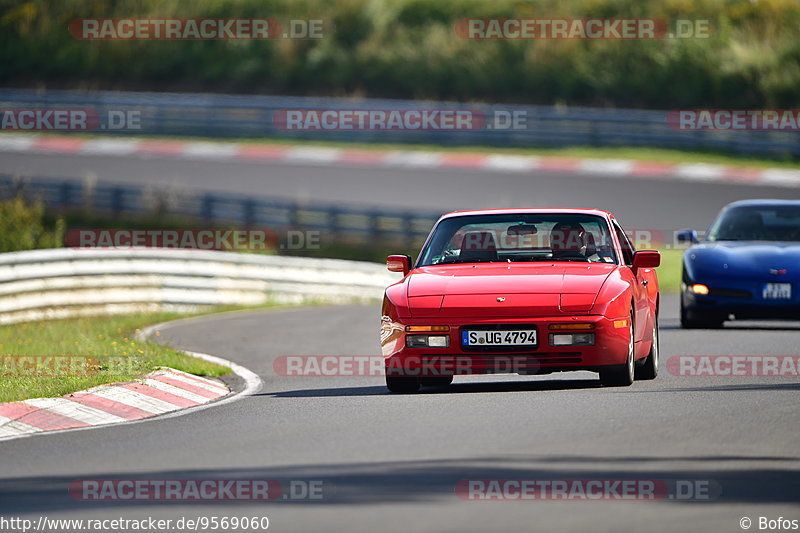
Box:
675 229 698 245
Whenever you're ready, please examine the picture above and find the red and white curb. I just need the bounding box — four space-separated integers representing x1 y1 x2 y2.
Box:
0 323 262 442
1 133 798 188
0 368 230 440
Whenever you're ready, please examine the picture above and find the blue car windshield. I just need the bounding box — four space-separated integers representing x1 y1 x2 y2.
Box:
417 213 618 266
707 205 800 242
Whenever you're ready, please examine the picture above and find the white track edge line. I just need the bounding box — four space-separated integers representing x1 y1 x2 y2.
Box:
0 320 262 443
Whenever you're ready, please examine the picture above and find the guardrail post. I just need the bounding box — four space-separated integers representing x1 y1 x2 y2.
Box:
403 214 415 249
589 120 599 147
110 186 124 217
82 177 95 212
327 207 339 242
243 199 256 226
368 211 380 243
59 181 74 208
288 202 300 229
201 194 215 223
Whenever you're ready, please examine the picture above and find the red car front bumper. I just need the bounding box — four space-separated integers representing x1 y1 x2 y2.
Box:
381 314 631 377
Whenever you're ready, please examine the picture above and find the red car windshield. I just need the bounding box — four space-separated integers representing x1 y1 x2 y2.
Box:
417 213 618 266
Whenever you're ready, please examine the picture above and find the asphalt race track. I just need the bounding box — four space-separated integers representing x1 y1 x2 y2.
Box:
2 150 800 231
1 301 799 530
0 153 798 532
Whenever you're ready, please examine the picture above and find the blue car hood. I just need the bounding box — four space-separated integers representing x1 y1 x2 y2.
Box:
685 241 800 281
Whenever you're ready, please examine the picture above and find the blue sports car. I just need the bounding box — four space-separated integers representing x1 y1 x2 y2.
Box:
677 199 800 328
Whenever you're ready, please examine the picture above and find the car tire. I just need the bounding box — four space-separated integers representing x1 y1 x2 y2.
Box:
420 376 454 387
386 376 420 393
635 317 659 380
600 311 635 387
680 300 724 329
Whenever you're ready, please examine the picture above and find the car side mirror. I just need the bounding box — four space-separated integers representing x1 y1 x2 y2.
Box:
632 250 661 271
387 255 411 275
675 229 698 245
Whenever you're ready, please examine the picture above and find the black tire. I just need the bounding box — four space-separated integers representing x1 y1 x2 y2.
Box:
420 375 454 387
680 300 724 329
386 376 420 393
600 311 635 387
635 317 659 380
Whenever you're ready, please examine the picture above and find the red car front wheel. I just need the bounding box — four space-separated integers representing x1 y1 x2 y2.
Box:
420 376 454 387
635 317 659 380
386 376 420 393
599 311 635 387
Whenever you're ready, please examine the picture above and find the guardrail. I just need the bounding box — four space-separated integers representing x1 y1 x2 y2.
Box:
0 248 400 325
0 175 441 248
1 89 797 158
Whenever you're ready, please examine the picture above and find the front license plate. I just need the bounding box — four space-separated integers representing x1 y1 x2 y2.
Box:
462 329 537 347
763 283 792 300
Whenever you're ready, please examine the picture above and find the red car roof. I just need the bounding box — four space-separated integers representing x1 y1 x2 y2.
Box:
440 208 615 219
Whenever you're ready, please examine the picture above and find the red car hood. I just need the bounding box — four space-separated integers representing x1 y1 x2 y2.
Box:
406 263 615 317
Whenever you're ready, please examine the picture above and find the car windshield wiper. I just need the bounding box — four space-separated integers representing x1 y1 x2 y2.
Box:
504 256 551 262
447 260 502 264
502 257 596 263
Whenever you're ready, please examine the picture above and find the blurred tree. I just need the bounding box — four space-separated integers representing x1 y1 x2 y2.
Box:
0 196 65 252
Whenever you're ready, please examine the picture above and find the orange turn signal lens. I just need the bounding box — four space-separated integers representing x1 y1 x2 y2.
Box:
549 323 594 331
613 319 630 328
689 284 710 295
405 325 450 333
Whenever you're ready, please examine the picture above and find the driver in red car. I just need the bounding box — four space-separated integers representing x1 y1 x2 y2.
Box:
550 222 602 262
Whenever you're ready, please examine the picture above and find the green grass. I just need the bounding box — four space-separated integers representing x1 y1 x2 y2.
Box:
0 313 231 403
655 248 684 294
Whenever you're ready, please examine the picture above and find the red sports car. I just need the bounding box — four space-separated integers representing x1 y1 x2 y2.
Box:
380 208 661 392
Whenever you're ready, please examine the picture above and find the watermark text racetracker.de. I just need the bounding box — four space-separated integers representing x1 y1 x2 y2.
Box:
456 478 720 501
666 355 800 378
275 355 565 377
67 229 321 251
455 18 711 40
68 18 324 40
1 355 126 377
667 109 800 131
273 109 549 131
69 478 329 502
1 109 141 131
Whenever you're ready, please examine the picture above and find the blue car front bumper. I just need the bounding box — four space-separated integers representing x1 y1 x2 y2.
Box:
682 280 800 320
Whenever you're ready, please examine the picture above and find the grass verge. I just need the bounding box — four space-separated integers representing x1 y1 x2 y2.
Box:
0 313 231 404
655 248 683 294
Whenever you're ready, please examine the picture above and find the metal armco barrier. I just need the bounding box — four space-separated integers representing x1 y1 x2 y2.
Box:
0 175 441 248
0 248 400 325
0 89 797 158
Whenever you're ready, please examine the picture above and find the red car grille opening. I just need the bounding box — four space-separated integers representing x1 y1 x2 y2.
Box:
415 354 583 375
